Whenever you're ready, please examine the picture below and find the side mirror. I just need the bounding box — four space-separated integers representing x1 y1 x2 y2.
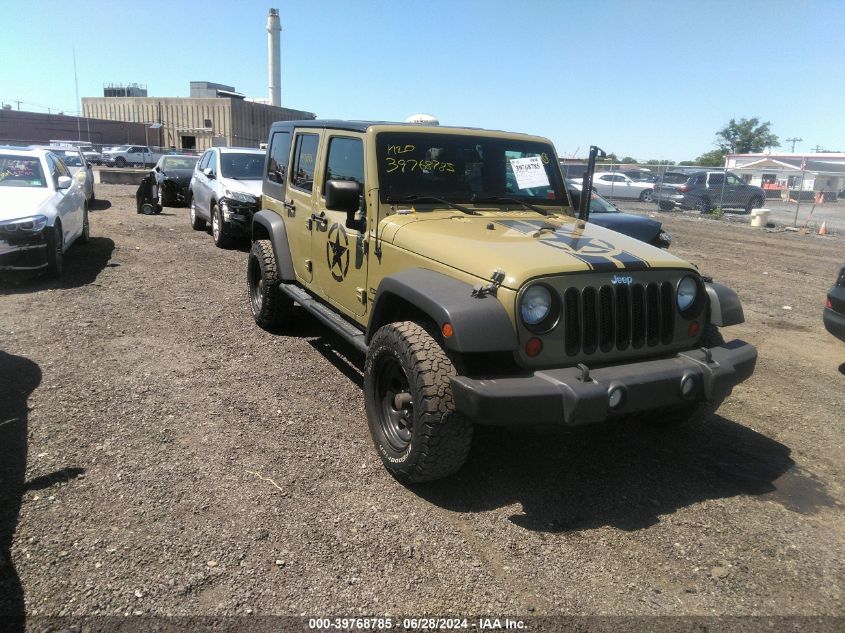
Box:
57 176 72 190
203 167 214 179
325 179 362 228
154 166 161 172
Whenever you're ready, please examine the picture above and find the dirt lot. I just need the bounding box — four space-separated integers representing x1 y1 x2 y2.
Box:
1 184 843 622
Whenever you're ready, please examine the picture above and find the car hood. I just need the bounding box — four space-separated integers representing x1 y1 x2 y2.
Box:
219 177 262 198
0 187 53 221
587 213 662 243
387 211 691 289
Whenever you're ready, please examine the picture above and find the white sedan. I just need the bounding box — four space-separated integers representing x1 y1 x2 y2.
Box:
0 147 89 277
591 172 654 201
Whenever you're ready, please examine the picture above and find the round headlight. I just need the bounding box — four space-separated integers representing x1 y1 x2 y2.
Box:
677 276 698 312
521 285 552 326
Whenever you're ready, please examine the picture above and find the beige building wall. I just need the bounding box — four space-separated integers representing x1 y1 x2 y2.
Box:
82 97 314 151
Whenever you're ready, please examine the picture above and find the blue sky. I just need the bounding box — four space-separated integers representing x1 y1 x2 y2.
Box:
1 0 843 161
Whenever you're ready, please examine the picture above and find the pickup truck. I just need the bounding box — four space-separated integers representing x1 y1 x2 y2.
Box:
101 145 161 168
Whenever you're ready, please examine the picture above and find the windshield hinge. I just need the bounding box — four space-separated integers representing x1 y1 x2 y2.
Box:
472 269 506 298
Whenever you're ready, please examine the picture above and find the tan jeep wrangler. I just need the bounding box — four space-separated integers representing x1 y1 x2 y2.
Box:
246 120 757 482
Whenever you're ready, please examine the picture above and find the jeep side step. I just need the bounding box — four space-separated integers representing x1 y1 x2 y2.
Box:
278 282 368 355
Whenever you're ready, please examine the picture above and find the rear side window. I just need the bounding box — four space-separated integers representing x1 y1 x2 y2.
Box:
708 173 724 186
291 133 319 192
662 172 690 184
324 137 364 191
198 151 211 171
267 131 292 183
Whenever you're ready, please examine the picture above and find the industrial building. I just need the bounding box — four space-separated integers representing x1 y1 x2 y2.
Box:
0 108 150 147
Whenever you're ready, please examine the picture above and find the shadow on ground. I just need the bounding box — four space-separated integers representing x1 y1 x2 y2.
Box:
89 199 111 211
416 416 837 532
0 352 40 622
0 237 115 294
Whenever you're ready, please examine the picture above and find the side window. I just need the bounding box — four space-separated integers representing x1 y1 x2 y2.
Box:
54 157 70 178
726 174 742 186
45 155 57 185
206 151 217 176
324 137 364 192
708 173 724 187
198 151 211 171
267 131 292 183
291 133 319 192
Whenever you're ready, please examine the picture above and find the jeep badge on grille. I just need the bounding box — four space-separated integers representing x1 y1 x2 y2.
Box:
611 275 633 285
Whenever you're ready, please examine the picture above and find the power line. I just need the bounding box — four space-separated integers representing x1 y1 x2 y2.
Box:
785 137 802 152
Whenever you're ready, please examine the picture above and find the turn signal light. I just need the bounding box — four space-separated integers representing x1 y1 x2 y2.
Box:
442 323 454 338
688 321 700 337
525 337 543 357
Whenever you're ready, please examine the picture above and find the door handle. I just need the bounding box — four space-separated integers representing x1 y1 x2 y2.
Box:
283 199 296 216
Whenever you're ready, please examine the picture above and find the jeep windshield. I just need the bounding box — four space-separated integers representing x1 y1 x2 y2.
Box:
376 132 566 207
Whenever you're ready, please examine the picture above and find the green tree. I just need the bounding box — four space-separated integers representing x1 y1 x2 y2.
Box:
716 117 779 153
695 149 727 166
645 159 675 166
620 156 637 164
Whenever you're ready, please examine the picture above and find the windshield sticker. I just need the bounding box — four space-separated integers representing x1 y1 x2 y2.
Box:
509 157 549 189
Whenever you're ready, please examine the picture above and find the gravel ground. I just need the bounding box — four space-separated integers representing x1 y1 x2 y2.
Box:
0 184 843 623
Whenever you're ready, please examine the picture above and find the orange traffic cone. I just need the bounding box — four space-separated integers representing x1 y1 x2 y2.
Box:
819 221 827 235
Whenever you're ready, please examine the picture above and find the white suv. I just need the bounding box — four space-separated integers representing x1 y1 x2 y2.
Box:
0 147 89 277
189 147 264 248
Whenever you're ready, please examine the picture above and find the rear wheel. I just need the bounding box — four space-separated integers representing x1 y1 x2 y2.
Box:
364 321 473 483
189 198 206 230
114 156 127 168
658 201 674 211
696 197 711 214
246 239 292 329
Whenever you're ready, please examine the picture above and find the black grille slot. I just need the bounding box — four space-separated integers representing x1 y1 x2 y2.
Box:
631 284 646 348
646 283 660 346
582 287 598 354
599 285 615 352
660 281 675 343
564 287 581 356
615 284 631 351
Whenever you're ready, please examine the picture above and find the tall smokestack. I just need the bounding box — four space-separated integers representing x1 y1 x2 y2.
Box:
267 8 281 107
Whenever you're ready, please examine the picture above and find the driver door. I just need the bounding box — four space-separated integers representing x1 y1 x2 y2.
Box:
311 133 368 318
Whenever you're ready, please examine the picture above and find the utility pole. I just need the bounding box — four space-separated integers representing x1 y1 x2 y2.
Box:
811 145 824 153
14 100 21 111
785 137 802 152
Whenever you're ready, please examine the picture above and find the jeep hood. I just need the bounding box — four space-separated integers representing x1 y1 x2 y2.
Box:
388 213 693 289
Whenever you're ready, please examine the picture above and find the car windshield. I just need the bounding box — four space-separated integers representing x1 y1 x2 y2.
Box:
161 156 199 170
589 192 618 213
51 151 83 167
662 172 691 184
220 153 264 179
376 132 565 204
0 156 47 187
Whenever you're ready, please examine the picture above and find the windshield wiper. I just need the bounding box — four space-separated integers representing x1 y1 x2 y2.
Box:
471 194 550 216
385 194 479 215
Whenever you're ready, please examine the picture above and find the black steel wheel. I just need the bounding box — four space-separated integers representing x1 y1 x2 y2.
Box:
246 239 292 329
77 203 90 244
364 321 473 483
45 223 63 278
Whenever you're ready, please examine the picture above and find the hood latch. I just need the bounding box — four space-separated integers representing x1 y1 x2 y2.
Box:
472 269 506 298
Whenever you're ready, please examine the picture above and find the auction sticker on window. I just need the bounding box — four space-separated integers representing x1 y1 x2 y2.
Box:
509 156 549 189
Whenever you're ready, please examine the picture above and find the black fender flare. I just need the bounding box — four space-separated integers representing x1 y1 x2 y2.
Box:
252 210 295 281
705 282 744 327
367 269 518 353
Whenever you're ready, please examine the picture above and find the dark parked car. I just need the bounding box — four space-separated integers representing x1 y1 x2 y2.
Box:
136 155 199 214
653 170 765 213
824 265 845 343
567 180 671 248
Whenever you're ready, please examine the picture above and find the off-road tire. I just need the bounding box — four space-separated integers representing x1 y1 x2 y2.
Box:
45 223 63 278
639 189 654 202
247 239 292 329
190 199 206 230
212 204 235 249
77 203 90 244
644 324 726 428
364 321 473 483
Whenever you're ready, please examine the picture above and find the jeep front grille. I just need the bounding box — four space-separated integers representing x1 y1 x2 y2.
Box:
563 282 675 356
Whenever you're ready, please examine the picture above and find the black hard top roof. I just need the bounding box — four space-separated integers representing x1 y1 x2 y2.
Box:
269 119 527 135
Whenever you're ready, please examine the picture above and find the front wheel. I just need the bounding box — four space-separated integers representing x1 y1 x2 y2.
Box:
45 223 63 278
212 204 235 248
364 321 473 483
246 239 292 329
77 203 90 244
639 189 654 202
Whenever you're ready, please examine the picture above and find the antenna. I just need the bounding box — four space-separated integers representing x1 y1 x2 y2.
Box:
73 45 81 142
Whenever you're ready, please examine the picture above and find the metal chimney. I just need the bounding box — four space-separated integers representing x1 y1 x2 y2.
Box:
267 8 281 107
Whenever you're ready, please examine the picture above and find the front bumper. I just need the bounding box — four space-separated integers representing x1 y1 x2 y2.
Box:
0 238 48 271
823 307 845 342
220 200 257 233
450 340 757 426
